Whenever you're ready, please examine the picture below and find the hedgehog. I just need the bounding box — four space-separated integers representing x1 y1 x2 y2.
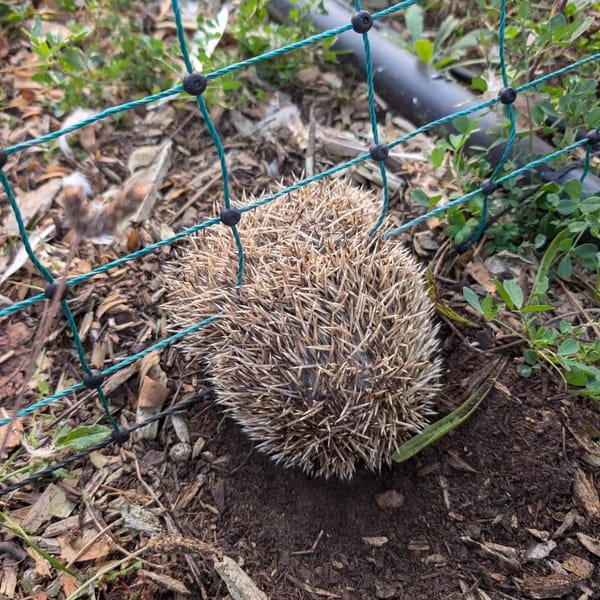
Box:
162 177 442 480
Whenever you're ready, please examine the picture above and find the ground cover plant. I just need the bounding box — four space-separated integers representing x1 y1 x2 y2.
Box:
0 0 599 598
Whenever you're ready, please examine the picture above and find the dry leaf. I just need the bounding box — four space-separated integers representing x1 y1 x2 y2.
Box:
573 467 600 518
576 532 600 558
22 484 75 533
138 376 170 409
520 573 579 599
0 224 55 287
0 410 24 454
2 179 62 237
59 572 80 596
58 530 112 563
26 547 52 577
561 554 594 579
468 259 496 293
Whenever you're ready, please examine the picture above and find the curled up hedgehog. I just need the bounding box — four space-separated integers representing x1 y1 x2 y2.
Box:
162 178 442 480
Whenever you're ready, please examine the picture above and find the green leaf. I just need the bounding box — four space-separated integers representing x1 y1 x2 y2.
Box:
557 338 579 356
463 286 483 314
430 146 445 168
435 15 460 48
502 279 524 310
529 228 572 302
574 243 599 269
493 279 516 310
471 75 488 92
404 4 424 43
519 304 553 313
481 295 498 319
517 364 532 378
557 254 573 279
54 424 111 450
410 189 429 207
414 38 434 65
524 349 538 366
563 178 582 199
452 115 471 135
557 198 579 216
393 361 503 463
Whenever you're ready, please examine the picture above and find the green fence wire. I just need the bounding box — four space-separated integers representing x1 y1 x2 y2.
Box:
0 0 599 491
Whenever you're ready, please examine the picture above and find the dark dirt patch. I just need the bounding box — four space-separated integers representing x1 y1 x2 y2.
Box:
138 332 599 600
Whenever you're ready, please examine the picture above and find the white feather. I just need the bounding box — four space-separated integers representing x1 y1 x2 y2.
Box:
62 171 93 198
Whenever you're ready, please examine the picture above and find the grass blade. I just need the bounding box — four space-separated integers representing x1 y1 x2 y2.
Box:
393 358 506 463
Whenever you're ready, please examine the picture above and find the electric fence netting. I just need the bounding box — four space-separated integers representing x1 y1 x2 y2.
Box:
0 0 599 495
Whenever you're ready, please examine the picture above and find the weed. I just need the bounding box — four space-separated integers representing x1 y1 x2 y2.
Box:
463 189 600 399
7 0 328 113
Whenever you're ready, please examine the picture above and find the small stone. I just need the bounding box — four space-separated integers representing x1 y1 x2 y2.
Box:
375 490 404 509
169 442 191 463
362 536 388 547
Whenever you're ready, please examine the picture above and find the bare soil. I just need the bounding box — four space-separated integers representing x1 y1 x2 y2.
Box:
139 331 599 600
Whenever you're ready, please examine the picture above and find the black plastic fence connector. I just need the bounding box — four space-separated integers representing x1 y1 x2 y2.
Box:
586 129 600 146
351 10 373 33
369 143 389 161
111 427 130 444
82 369 105 389
499 87 517 105
220 207 242 226
183 72 208 96
481 180 499 195
44 281 68 301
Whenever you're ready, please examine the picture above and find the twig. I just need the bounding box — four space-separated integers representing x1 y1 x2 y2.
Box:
558 279 600 339
306 104 316 178
0 243 77 459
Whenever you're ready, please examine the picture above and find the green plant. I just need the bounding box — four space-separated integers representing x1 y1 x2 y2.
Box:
195 0 332 108
463 195 600 399
401 3 495 68
23 3 181 113
411 0 600 253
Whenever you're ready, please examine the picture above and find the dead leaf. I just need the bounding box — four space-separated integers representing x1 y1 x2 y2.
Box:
0 224 56 287
137 375 170 409
561 554 594 579
521 573 579 599
2 179 62 236
576 532 600 558
0 410 24 454
22 484 76 533
573 467 600 518
59 572 80 596
58 529 113 563
26 547 52 577
468 260 496 293
125 140 172 223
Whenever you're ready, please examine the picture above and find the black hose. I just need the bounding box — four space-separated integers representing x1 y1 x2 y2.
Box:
268 0 600 197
